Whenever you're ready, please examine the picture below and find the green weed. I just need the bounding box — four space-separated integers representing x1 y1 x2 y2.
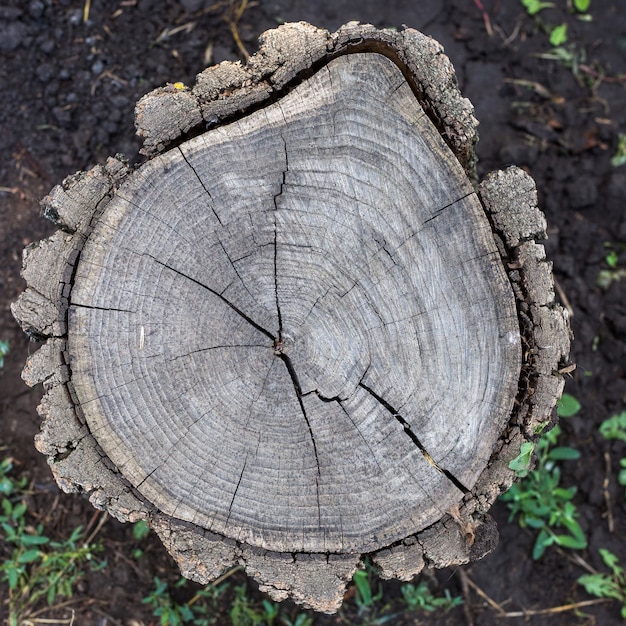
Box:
400 581 463 613
509 442 536 478
598 411 626 499
501 394 586 559
142 575 233 626
578 549 626 618
131 518 151 559
611 133 626 167
521 0 554 15
142 572 314 626
352 569 384 611
599 411 626 442
557 393 582 417
280 615 313 626
549 23 568 46
598 244 626 290
229 584 281 625
0 458 106 626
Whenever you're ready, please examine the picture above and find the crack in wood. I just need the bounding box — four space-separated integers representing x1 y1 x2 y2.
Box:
146 254 275 342
272 134 289 343
358 382 470 494
267 134 324 516
146 251 323 513
227 455 248 522
69 303 134 313
217 239 255 299
167 344 269 362
421 191 475 225
177 147 223 226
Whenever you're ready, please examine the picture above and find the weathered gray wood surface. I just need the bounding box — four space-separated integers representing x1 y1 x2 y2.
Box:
13 22 570 613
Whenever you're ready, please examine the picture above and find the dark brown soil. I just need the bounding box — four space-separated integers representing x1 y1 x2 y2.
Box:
1 1 625 625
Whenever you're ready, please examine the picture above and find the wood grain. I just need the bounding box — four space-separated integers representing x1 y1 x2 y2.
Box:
12 22 571 613
68 53 520 554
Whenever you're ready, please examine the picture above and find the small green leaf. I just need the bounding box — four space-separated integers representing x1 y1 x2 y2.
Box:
17 549 42 564
599 412 626 442
532 529 553 560
20 534 50 546
521 0 554 15
133 519 151 541
555 533 587 550
606 250 619 269
612 134 626 168
599 549 623 576
548 447 581 461
557 393 581 417
509 442 535 477
6 565 20 589
549 24 568 46
578 574 622 600
573 0 590 11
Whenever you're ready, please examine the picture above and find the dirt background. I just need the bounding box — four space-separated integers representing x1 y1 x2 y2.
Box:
1 0 625 624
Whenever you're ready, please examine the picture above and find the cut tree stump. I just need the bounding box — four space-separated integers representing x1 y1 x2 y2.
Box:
13 22 571 612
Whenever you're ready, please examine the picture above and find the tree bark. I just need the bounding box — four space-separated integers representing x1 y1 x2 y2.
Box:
13 22 570 613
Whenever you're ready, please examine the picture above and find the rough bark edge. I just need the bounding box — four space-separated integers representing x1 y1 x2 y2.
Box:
134 21 478 178
11 24 570 613
11 155 153 524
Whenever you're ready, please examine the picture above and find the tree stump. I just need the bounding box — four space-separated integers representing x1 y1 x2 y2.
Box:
13 22 571 612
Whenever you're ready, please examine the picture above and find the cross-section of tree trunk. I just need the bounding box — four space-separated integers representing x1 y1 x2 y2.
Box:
13 22 571 613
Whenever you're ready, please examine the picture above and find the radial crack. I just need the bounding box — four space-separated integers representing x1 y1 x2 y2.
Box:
146 254 274 342
227 456 248 521
278 353 321 475
178 147 223 225
70 303 133 313
272 135 289 341
278 350 322 528
359 383 470 494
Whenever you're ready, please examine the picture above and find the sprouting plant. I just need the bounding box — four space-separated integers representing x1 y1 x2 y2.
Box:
572 0 591 12
280 614 314 626
521 0 554 15
549 23 568 46
341 562 397 623
612 134 626 167
229 584 279 626
352 568 384 611
400 580 463 613
557 392 582 417
0 339 8 368
509 442 535 478
143 577 196 626
142 572 236 626
599 411 626 499
578 549 626 618
0 458 106 626
131 518 151 559
501 394 586 559
598 243 626 290
599 411 626 442
133 519 151 540
606 250 620 268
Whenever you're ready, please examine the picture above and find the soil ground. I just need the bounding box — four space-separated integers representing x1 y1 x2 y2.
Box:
1 1 625 625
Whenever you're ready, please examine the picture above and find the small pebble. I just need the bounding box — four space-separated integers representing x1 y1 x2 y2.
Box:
35 62 56 82
40 38 55 54
0 22 28 52
68 9 82 26
91 60 104 75
28 0 45 19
